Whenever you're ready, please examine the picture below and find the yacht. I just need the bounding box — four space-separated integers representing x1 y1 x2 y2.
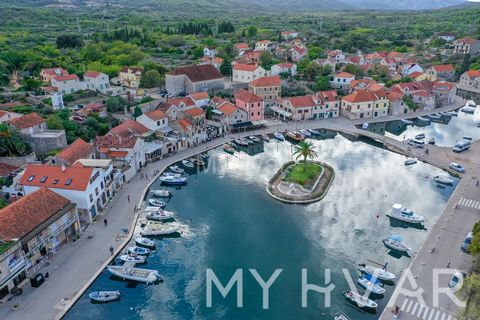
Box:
107 262 159 284
358 274 385 294
434 175 454 185
359 264 396 281
159 175 188 186
274 132 285 141
89 290 120 303
148 199 166 208
146 210 175 221
140 221 180 237
387 204 424 225
181 159 194 168
383 235 410 254
151 189 172 198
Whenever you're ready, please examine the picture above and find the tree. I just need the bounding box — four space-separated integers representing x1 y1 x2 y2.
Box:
344 64 365 78
56 34 84 49
140 70 163 88
247 26 258 39
0 124 30 156
259 52 274 70
133 106 143 118
293 141 318 169
220 57 232 76
47 115 64 130
316 76 332 91
106 96 127 113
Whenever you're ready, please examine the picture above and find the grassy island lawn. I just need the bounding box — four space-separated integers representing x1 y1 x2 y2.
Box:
284 163 323 186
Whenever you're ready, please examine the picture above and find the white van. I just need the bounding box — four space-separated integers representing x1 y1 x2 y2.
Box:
408 139 425 148
453 140 471 153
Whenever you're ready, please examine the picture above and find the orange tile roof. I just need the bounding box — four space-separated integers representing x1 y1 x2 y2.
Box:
0 188 72 240
168 64 223 82
335 72 355 78
235 89 264 103
145 110 167 121
387 91 404 101
94 133 138 149
41 68 68 76
110 120 149 136
250 76 281 87
20 164 94 191
84 71 102 78
433 81 456 91
189 92 210 100
466 70 480 78
257 40 271 44
0 162 18 176
177 119 192 132
183 107 205 117
408 71 424 78
217 102 240 116
235 43 249 50
56 138 92 166
107 150 128 158
233 63 259 72
431 64 455 72
319 90 339 101
53 74 79 81
288 96 316 108
8 112 45 129
277 63 295 69
342 89 378 103
168 97 195 107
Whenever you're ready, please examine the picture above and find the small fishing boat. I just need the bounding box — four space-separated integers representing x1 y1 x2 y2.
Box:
89 290 120 303
262 134 270 142
358 274 385 294
181 159 194 168
466 100 476 107
190 157 206 166
223 144 236 155
274 132 285 141
200 153 209 160
162 172 182 178
135 237 156 249
119 254 146 264
128 246 150 255
434 175 454 185
344 290 378 310
383 235 411 254
414 133 425 140
359 264 396 281
248 135 260 143
387 204 424 225
235 139 248 146
417 116 429 122
427 114 441 120
299 129 312 137
461 106 475 114
169 165 184 174
146 210 175 221
308 129 321 136
148 199 166 208
428 137 436 145
285 131 305 142
140 221 180 237
144 206 161 212
243 137 255 144
151 189 172 198
404 158 417 166
107 262 159 283
400 118 413 125
159 175 188 186
448 111 458 117
334 314 350 320
463 136 473 141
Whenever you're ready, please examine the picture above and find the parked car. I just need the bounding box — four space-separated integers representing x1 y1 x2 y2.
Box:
73 104 84 111
461 232 473 253
449 163 465 173
407 139 425 148
449 271 467 291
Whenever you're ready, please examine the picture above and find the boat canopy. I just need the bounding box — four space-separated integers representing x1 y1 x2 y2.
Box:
390 234 402 242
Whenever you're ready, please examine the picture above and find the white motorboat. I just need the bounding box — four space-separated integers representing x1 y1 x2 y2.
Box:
140 221 180 237
234 139 248 146
127 246 150 255
262 134 270 142
434 174 454 185
359 264 396 281
414 133 425 140
383 235 411 253
162 172 182 178
463 136 473 141
344 290 378 310
417 116 429 121
308 129 321 136
358 274 385 294
404 158 417 166
146 210 175 221
148 199 166 208
248 135 260 142
144 206 161 212
449 111 458 116
299 129 312 137
169 165 184 174
461 106 475 114
119 254 146 264
427 114 441 120
274 132 285 141
428 137 435 145
89 290 120 303
135 237 156 249
400 119 413 125
466 100 476 107
181 159 194 168
151 189 172 198
159 175 188 186
107 262 159 283
200 153 209 160
334 314 350 320
387 204 425 224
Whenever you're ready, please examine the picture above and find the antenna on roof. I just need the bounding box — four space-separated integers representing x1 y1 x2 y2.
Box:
61 164 66 172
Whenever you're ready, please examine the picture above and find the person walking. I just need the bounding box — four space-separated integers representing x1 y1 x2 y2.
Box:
109 246 114 256
103 218 107 227
127 195 130 203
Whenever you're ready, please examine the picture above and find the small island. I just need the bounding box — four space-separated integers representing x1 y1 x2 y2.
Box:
267 141 335 204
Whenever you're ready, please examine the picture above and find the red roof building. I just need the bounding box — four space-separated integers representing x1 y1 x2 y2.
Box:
56 138 93 166
8 112 46 130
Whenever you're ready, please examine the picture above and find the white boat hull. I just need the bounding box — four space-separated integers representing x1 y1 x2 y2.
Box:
361 265 396 281
107 265 158 283
119 254 146 264
146 210 175 221
344 291 377 309
358 277 385 294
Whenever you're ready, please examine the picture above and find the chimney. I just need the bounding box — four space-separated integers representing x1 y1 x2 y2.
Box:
61 164 66 172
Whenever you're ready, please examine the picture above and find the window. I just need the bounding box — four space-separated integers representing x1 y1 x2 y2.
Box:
40 176 48 183
95 187 99 196
89 194 93 202
53 179 59 185
28 175 35 182
101 181 104 189
65 179 72 186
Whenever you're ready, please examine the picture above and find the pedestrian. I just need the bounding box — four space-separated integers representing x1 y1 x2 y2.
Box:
104 218 107 227
476 180 479 187
128 195 130 203
109 246 114 256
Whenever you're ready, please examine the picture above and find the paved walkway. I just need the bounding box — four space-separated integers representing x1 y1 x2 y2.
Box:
0 96 469 320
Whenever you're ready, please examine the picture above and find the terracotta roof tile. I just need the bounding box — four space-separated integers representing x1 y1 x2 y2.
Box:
342 89 378 103
177 119 192 132
235 89 264 103
431 64 455 72
233 63 259 72
0 162 18 177
94 133 138 149
168 64 223 82
19 164 94 191
56 138 93 166
335 72 355 78
466 70 480 78
288 96 316 108
319 90 339 101
110 120 149 136
249 76 281 87
120 67 143 73
217 102 239 116
183 107 205 117
189 92 210 100
53 74 79 82
41 68 68 76
8 112 45 129
0 188 72 240
145 110 167 121
84 71 102 78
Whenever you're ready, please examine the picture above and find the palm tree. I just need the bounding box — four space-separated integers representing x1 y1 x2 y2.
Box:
0 124 29 156
293 141 318 169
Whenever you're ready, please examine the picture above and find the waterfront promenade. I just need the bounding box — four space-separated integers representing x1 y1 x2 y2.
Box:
0 97 473 320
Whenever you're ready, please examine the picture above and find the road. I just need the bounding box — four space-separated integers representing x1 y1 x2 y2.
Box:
0 96 473 320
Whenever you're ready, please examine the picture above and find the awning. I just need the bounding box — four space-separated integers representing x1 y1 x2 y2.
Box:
270 106 292 117
251 120 268 126
211 109 223 115
157 126 173 134
144 142 163 154
231 121 253 128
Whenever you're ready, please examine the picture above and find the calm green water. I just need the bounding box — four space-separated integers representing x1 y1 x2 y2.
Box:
66 132 457 320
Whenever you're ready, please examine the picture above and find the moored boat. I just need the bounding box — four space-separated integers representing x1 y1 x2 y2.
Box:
387 204 424 225
181 159 194 168
262 134 270 142
248 135 260 143
358 274 385 294
334 314 350 320
434 174 454 185
359 264 396 281
414 133 425 140
285 131 305 142
308 129 321 136
140 221 180 237
107 262 159 283
461 106 475 114
448 111 458 117
151 189 172 198
344 290 378 310
159 175 188 186
190 157 206 166
89 290 120 303
427 114 441 120
127 246 150 255
223 144 236 155
463 136 473 141
119 254 146 264
404 158 417 166
235 139 248 146
383 235 410 253
299 129 311 137
169 165 184 174
144 206 161 212
274 132 285 141
417 116 429 122
146 210 175 221
400 119 413 125
148 199 166 208
135 237 156 249
428 137 435 145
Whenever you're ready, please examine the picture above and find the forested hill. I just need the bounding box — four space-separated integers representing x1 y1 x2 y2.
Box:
0 0 468 11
